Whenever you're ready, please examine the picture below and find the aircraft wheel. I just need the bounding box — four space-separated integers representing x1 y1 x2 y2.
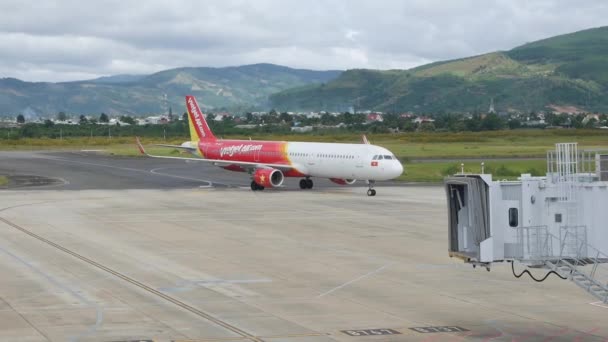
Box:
299 179 307 189
367 189 376 197
251 181 260 191
306 179 313 189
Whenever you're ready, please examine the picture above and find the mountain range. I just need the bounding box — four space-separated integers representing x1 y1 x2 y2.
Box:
2 26 608 116
0 64 341 116
271 26 608 113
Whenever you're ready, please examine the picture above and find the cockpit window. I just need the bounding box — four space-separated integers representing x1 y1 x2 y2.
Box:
384 155 393 160
372 155 378 160
377 155 384 160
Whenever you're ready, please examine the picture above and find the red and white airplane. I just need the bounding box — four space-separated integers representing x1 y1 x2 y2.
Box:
136 95 403 196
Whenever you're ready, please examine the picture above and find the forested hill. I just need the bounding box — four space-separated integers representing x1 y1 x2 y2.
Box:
0 64 341 116
270 26 608 113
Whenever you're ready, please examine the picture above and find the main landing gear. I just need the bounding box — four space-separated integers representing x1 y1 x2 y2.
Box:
366 180 376 197
299 178 313 190
250 181 264 191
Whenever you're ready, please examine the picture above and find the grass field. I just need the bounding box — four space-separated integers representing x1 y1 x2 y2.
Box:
1 130 605 159
0 130 605 183
400 159 547 182
0 176 8 187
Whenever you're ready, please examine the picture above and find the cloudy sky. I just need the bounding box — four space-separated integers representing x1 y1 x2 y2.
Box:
1 0 607 82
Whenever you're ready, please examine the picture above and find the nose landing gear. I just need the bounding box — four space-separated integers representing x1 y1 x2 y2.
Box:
366 180 376 196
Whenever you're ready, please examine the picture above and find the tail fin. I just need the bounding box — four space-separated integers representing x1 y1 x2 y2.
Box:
185 95 216 142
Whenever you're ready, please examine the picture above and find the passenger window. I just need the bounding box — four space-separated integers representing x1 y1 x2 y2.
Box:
509 208 518 227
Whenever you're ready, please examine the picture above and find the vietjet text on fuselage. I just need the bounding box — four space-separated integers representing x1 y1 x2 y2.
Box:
136 95 404 196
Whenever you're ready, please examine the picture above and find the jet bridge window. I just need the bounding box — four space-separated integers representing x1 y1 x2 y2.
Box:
508 208 519 227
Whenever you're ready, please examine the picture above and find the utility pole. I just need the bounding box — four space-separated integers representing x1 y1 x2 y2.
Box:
108 126 111 139
163 127 166 141
60 128 63 140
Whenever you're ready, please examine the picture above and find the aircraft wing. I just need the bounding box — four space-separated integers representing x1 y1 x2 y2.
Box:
136 137 294 171
152 143 197 152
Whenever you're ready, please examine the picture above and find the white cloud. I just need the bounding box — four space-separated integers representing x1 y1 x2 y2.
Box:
0 0 606 81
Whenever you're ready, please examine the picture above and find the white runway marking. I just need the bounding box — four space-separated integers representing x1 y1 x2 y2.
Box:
150 167 213 187
39 155 240 187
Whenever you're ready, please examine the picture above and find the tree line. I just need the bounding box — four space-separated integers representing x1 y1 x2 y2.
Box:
3 110 607 140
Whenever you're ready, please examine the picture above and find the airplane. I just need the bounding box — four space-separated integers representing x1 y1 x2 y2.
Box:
136 95 403 196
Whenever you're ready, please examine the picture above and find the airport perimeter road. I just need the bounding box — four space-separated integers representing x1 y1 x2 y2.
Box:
0 151 407 191
0 185 606 341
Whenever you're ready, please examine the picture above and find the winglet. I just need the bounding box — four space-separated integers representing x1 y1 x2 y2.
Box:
135 136 147 155
362 134 370 144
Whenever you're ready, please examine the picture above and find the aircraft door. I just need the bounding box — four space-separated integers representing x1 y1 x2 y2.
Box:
356 154 364 168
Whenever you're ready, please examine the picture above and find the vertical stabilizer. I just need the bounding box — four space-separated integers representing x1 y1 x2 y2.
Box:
186 95 216 142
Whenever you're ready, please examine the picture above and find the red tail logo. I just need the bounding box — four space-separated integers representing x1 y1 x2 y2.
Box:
186 95 215 140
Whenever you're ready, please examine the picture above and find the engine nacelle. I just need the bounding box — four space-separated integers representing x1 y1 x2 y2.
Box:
254 168 284 188
329 178 356 185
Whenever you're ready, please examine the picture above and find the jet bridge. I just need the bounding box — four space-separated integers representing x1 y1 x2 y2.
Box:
445 143 608 302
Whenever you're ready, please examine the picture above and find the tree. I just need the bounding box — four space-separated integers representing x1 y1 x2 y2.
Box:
481 113 505 131
418 122 436 132
79 115 88 125
44 119 55 128
182 112 188 122
57 111 67 121
16 114 25 124
245 112 254 122
99 113 109 123
279 112 292 123
508 119 522 129
120 115 136 125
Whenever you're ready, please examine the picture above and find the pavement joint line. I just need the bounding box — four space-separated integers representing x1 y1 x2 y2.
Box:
589 301 608 309
317 262 394 298
0 214 265 342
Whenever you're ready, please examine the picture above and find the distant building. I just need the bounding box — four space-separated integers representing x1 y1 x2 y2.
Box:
583 114 600 125
291 126 313 133
366 113 383 122
488 97 495 114
234 124 258 129
413 116 435 124
213 112 232 121
143 116 169 125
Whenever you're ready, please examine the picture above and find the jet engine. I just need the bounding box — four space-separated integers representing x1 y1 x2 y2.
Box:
329 178 356 185
254 168 284 188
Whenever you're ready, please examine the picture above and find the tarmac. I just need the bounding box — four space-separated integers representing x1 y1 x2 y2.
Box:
0 151 606 341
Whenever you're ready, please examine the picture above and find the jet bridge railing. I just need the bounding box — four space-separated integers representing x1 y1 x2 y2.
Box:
515 225 608 302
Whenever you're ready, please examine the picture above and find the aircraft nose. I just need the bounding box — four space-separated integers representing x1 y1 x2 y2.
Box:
394 161 404 178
